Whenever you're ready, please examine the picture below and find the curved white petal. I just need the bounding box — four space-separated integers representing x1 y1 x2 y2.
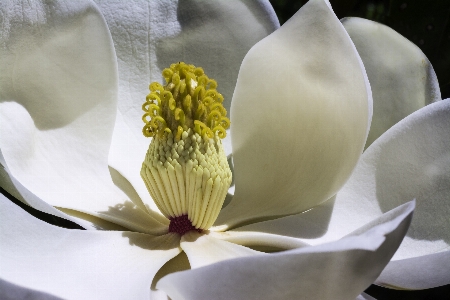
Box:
233 194 338 243
94 0 279 214
109 165 168 226
209 230 309 251
0 152 84 225
0 194 181 300
0 1 168 234
376 251 450 289
238 100 450 288
0 101 119 212
216 0 372 228
158 202 414 300
58 207 129 230
152 252 190 291
108 112 161 214
94 0 279 120
347 99 450 261
2 150 136 230
342 17 441 148
0 1 115 210
2 162 161 232
180 231 263 269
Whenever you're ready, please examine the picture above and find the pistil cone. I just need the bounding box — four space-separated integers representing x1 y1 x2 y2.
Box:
141 129 232 230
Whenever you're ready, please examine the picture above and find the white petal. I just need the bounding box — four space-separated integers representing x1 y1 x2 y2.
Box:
108 164 169 226
3 158 155 231
0 194 181 300
233 194 338 242
376 251 450 289
0 83 168 234
94 0 279 214
1 152 81 224
348 99 450 261
238 100 450 288
59 206 135 230
0 1 116 210
95 0 278 119
1 150 124 230
209 230 309 251
238 100 450 241
180 231 263 269
0 1 168 234
152 252 190 291
157 202 414 300
216 0 372 228
108 112 161 214
342 17 441 148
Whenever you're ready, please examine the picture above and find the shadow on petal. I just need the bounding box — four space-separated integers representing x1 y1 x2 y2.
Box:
121 232 180 251
0 278 63 300
1 2 117 130
109 166 168 225
375 128 450 245
97 200 169 235
151 252 190 291
231 195 335 239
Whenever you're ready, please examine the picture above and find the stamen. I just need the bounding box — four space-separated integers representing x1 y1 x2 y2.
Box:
141 62 230 139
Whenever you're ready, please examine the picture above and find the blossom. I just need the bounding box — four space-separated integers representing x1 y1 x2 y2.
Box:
0 0 448 300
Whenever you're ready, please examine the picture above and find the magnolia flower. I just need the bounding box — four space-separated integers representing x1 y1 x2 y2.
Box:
0 0 448 300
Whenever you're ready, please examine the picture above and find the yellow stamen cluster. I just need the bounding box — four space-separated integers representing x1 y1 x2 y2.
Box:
142 62 230 140
141 63 232 231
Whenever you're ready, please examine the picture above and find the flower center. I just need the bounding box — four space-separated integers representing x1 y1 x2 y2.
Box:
140 62 232 235
168 215 201 235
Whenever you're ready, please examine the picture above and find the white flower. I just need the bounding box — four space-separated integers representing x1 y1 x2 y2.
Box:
0 0 448 299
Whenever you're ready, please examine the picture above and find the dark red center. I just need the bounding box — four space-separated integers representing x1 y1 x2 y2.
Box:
168 214 202 236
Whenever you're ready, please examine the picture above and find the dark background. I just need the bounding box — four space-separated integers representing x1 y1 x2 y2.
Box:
269 1 450 299
2 0 450 299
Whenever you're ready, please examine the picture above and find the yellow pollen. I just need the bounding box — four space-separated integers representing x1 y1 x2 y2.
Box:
142 62 230 139
140 62 232 230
